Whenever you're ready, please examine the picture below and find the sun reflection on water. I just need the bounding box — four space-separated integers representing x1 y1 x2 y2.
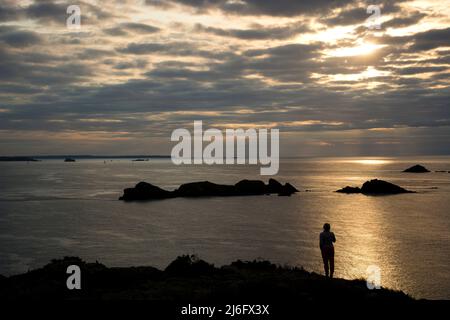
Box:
332 193 401 293
347 159 392 165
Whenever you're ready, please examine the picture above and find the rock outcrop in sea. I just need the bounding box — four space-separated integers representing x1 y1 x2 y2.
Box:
403 164 430 173
119 178 299 201
336 179 413 195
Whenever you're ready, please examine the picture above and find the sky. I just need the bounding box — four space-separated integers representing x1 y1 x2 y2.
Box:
0 0 449 156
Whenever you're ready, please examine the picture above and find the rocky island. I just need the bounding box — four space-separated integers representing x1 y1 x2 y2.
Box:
336 179 414 195
403 164 430 173
119 179 299 201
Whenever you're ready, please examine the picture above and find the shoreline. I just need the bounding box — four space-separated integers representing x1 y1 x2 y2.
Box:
0 255 421 303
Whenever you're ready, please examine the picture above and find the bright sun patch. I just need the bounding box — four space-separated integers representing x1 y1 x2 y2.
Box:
348 159 392 165
328 43 386 57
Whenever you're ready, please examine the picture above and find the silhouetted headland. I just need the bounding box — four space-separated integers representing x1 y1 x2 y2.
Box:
0 255 417 303
119 179 299 201
336 179 414 195
0 156 39 162
403 164 430 173
0 155 171 161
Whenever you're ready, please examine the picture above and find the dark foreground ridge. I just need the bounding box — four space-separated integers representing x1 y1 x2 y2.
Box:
0 255 416 303
336 179 414 195
119 179 299 201
403 164 430 173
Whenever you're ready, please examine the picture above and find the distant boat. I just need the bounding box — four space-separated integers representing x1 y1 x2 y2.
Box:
64 158 76 162
132 158 149 162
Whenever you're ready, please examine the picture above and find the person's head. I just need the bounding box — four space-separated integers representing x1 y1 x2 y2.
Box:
323 223 331 232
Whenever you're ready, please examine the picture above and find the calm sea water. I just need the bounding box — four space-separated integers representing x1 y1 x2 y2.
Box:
0 156 449 299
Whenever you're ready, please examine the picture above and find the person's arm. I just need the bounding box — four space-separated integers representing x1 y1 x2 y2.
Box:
319 233 323 249
332 232 336 243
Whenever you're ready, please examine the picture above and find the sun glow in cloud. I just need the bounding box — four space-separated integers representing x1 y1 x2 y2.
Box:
328 42 386 57
326 66 391 82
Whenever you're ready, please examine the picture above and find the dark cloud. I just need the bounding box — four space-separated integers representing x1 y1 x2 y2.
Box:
122 22 160 33
117 41 231 60
0 83 40 94
104 27 128 36
147 0 358 16
114 59 148 70
0 0 114 25
321 1 422 28
367 27 450 53
104 22 160 36
145 0 174 9
383 11 426 29
387 66 448 76
0 4 21 22
410 27 450 51
0 30 42 47
118 42 186 54
322 6 369 26
25 1 66 23
194 22 309 40
0 45 93 87
76 48 115 60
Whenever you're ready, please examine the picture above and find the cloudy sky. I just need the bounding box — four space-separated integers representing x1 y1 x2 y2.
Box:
0 0 449 156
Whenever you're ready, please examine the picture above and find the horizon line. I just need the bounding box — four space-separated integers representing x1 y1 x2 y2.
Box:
1 154 450 159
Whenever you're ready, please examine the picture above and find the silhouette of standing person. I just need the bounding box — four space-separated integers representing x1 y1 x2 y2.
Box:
320 223 336 278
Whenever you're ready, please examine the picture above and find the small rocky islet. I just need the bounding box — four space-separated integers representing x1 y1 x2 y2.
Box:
403 164 430 173
119 178 299 201
335 164 445 195
336 179 414 195
120 177 423 200
120 163 443 200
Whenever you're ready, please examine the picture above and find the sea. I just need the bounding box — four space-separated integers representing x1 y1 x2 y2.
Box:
0 156 449 299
